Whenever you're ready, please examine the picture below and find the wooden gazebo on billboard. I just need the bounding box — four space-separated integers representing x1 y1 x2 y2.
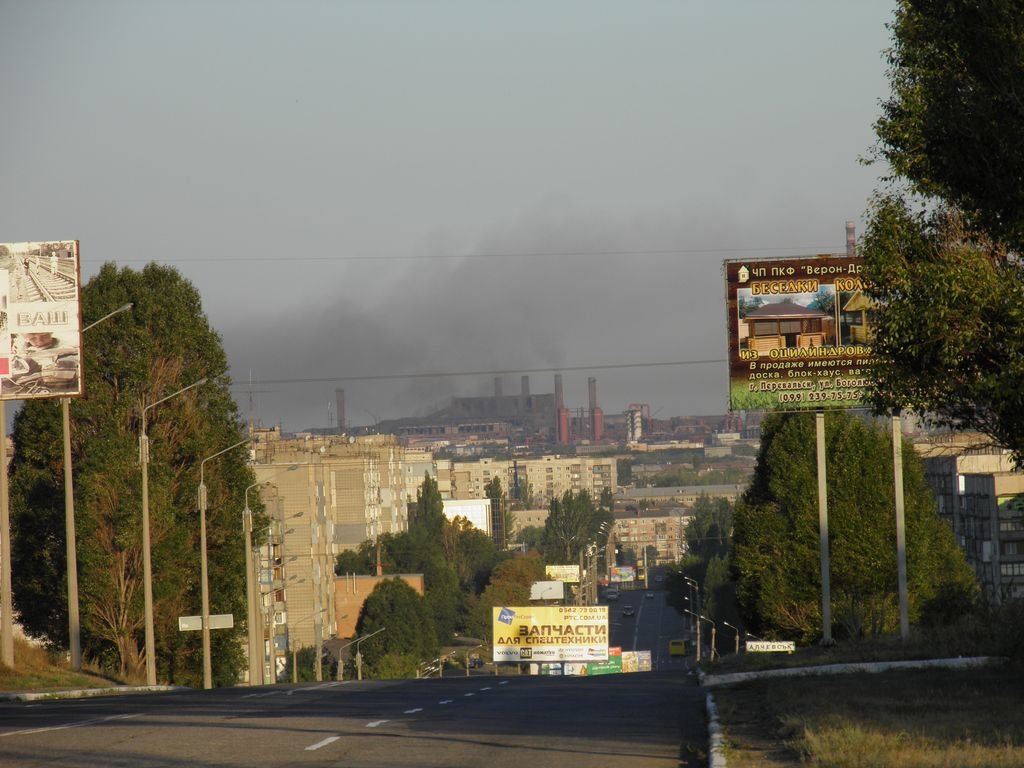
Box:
742 302 834 355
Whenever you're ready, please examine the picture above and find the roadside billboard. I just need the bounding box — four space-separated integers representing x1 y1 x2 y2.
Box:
586 646 622 675
725 255 875 411
530 580 565 602
609 565 635 583
545 564 580 582
0 241 83 400
492 605 608 663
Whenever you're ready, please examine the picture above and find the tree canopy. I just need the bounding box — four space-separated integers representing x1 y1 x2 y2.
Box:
864 0 1024 460
10 263 255 684
731 412 977 642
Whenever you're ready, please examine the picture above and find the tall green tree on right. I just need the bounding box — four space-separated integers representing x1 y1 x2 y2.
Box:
864 0 1024 462
731 412 977 643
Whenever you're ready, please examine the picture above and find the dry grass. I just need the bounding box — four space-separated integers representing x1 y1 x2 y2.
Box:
713 663 1024 767
0 637 120 692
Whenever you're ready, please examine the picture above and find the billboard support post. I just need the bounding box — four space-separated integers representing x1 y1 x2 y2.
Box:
0 400 12 667
816 411 832 645
892 413 909 640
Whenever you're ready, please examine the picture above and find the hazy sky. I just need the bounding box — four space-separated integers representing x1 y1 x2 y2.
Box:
1 1 897 431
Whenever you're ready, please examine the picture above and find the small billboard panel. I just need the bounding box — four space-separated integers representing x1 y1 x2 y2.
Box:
609 565 636 583
586 646 622 676
492 605 608 663
545 564 580 582
0 241 83 400
530 580 565 601
725 255 875 411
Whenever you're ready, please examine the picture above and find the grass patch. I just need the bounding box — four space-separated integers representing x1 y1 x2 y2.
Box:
0 637 122 692
714 663 1024 767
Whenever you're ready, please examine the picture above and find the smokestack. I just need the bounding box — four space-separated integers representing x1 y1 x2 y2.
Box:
335 388 346 433
521 375 530 398
588 377 597 410
554 374 564 409
494 376 503 397
846 221 856 257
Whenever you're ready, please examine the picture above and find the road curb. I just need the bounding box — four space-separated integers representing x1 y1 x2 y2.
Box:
0 684 183 702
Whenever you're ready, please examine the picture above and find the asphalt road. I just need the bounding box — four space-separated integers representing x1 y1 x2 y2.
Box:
0 671 708 767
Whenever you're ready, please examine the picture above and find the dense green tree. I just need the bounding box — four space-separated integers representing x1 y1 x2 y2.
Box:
356 578 438 677
685 495 733 560
864 1 1024 462
10 263 256 684
466 552 545 642
731 412 977 642
874 0 1024 249
514 525 545 552
862 198 1024 463
542 490 610 564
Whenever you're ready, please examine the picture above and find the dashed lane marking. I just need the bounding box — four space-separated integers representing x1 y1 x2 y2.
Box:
2 713 138 738
305 736 339 751
403 708 423 714
367 720 389 728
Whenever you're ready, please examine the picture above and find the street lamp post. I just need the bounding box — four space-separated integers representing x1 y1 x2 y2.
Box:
682 608 702 662
140 377 207 686
63 302 133 671
722 620 741 656
198 438 249 690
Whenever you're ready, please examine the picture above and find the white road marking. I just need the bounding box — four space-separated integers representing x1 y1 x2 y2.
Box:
479 686 492 691
463 692 475 697
404 708 423 714
2 713 138 738
439 699 453 704
366 720 389 728
305 736 340 751
498 681 509 685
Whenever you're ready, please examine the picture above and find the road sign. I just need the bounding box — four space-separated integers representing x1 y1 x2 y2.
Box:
178 614 234 631
746 640 796 653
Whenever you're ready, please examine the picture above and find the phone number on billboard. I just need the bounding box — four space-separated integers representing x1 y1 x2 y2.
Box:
778 390 863 404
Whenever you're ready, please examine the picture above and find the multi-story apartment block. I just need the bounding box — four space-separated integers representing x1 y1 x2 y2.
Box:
451 455 617 505
251 433 412 668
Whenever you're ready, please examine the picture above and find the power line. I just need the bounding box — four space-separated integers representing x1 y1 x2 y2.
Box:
234 358 727 388
100 246 843 264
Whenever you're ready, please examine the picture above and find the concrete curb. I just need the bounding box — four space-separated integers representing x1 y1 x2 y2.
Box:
705 692 726 768
0 684 183 702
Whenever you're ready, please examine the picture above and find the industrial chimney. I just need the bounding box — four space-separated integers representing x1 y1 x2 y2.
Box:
846 221 856 257
494 376 503 397
521 375 530 398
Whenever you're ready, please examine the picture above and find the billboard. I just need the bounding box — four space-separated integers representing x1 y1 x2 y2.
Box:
530 580 565 601
725 255 875 411
609 565 636 583
442 499 492 534
0 241 82 400
492 605 609 663
545 564 580 582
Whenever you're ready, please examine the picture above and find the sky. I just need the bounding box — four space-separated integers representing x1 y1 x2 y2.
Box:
0 1 897 432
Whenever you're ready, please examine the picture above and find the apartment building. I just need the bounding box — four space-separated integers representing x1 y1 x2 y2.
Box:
451 455 617 505
252 433 412 662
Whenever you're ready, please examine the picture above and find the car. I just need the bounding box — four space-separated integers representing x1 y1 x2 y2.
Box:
655 575 664 583
606 588 620 602
645 591 655 599
668 638 687 656
621 605 635 617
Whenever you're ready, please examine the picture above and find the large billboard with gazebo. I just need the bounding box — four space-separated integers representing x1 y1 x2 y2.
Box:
0 241 83 400
725 255 875 411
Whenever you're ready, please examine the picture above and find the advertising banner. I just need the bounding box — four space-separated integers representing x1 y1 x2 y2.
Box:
585 646 622 676
725 255 875 411
530 580 565 601
545 564 580 582
492 605 609 663
610 565 635 583
0 241 83 400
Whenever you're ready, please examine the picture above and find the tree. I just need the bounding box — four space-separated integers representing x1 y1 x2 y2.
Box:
466 552 545 642
874 0 1024 250
864 1 1024 462
542 490 609 564
355 578 438 678
10 263 256 684
862 197 1024 463
685 495 733 560
731 412 977 642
